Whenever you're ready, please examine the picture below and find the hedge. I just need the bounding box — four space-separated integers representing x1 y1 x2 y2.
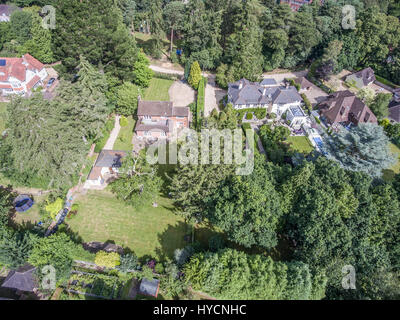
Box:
153 71 181 81
94 118 115 153
237 108 268 121
375 75 400 89
196 77 206 130
301 93 312 114
245 112 253 120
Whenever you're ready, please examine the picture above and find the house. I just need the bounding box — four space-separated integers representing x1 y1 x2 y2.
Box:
139 278 160 298
227 78 303 118
286 106 308 130
0 4 20 22
0 264 38 300
84 150 127 189
345 67 376 89
318 90 378 127
280 0 314 11
135 100 190 140
388 89 400 123
295 77 314 93
0 54 48 96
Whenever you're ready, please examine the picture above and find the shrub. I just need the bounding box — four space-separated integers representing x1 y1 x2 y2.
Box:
245 112 253 120
196 77 206 130
45 198 64 221
255 109 267 119
154 263 165 274
153 71 180 81
188 61 202 90
301 94 312 113
94 251 120 269
170 51 179 64
118 253 140 272
119 115 129 127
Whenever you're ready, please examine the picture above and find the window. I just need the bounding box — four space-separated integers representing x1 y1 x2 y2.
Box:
144 115 151 120
161 131 166 136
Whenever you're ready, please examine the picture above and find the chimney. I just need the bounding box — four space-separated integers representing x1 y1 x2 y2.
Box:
263 88 266 96
239 81 243 90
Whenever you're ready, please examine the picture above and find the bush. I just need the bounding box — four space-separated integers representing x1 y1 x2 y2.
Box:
119 115 129 127
94 118 114 153
196 77 206 130
154 263 165 274
255 109 267 119
94 251 121 269
301 93 312 113
245 112 253 120
170 51 179 64
269 113 277 120
153 71 180 81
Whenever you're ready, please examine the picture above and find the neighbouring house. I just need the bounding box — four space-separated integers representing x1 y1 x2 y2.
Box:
0 4 20 22
388 89 400 123
285 106 308 130
135 100 190 140
345 67 376 89
84 150 127 189
280 0 314 11
0 54 48 96
0 264 38 300
139 278 160 298
318 90 378 127
227 78 303 118
295 77 314 93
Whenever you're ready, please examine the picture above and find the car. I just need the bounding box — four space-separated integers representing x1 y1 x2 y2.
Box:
46 78 56 88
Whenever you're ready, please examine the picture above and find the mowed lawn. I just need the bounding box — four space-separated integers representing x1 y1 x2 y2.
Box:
114 116 136 152
143 78 173 101
67 190 188 260
286 136 314 154
0 102 7 133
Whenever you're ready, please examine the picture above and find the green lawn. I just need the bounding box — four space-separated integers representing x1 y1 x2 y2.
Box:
114 116 135 152
383 143 400 181
286 136 314 154
0 102 7 134
12 194 47 227
143 78 173 101
67 190 190 260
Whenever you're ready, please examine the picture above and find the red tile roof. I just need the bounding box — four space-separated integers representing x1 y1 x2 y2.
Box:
25 75 41 91
23 53 44 71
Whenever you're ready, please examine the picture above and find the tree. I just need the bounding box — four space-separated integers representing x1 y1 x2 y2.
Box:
0 186 14 229
22 11 54 63
322 123 396 177
370 93 391 119
188 61 202 90
0 230 37 269
110 152 162 208
183 248 325 300
163 1 186 56
133 50 154 87
10 10 32 45
94 251 121 268
45 198 64 221
115 82 142 116
118 253 139 272
29 233 89 282
357 87 376 105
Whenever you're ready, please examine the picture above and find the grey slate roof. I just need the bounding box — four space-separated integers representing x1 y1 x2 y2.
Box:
228 78 302 106
260 78 278 86
0 4 20 16
137 100 189 117
95 150 126 168
139 278 160 297
1 265 37 292
389 101 400 123
351 67 376 86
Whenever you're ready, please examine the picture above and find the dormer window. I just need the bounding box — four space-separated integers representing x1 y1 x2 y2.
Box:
364 112 370 122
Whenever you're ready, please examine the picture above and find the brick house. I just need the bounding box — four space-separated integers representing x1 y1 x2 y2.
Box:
0 54 48 96
318 90 378 127
135 100 190 140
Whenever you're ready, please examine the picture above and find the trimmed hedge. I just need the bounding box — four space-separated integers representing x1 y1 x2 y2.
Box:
301 93 312 114
245 112 253 120
153 71 181 81
196 77 206 130
375 75 400 89
94 118 115 153
237 108 268 121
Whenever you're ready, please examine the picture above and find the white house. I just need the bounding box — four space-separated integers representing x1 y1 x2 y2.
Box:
286 106 308 130
227 78 303 118
0 54 48 96
84 150 127 189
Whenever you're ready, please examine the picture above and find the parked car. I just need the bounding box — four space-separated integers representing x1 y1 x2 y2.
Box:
46 78 56 88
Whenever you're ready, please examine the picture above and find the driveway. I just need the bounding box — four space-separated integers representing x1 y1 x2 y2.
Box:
302 85 329 106
262 70 308 84
204 75 226 117
169 80 195 107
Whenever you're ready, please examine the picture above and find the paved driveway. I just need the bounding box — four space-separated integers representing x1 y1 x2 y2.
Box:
169 80 195 107
262 70 308 84
204 75 226 117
